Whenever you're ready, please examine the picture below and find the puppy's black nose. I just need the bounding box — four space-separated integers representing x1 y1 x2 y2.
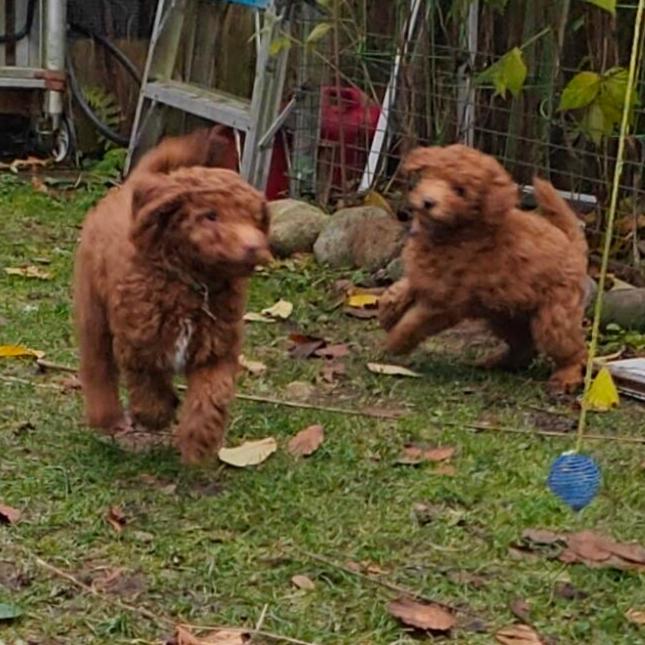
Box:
422 198 436 210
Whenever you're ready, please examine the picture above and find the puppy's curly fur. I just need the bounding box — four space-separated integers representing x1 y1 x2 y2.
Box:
380 145 588 393
73 127 271 463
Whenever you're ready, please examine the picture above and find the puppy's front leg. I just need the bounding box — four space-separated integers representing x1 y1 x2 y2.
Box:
386 303 455 354
124 368 179 429
175 361 237 464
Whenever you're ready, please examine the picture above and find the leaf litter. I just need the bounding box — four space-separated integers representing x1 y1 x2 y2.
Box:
517 528 645 572
4 266 52 280
291 574 315 590
396 444 456 465
175 624 249 645
218 437 277 467
287 425 324 457
0 503 21 524
495 623 544 644
367 362 421 378
105 506 127 533
387 596 456 633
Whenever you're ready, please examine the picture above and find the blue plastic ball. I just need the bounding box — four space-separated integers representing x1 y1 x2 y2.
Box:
547 452 601 511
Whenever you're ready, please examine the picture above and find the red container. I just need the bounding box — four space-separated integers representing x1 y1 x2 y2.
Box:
319 85 381 190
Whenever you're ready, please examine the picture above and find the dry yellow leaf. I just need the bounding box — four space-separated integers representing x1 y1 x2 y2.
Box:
367 362 421 378
243 312 276 323
238 354 267 376
585 367 619 411
346 293 380 308
291 574 316 590
495 623 544 644
626 608 645 626
261 299 293 320
5 266 51 280
218 437 277 467
0 345 45 359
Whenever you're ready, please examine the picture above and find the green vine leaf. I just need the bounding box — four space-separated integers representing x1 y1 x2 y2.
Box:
476 47 527 99
582 0 616 16
560 67 639 145
558 71 601 111
270 35 291 56
306 22 332 46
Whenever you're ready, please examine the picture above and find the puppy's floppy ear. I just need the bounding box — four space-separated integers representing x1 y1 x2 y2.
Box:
204 125 238 171
259 201 270 234
403 147 435 173
130 175 184 252
480 163 519 223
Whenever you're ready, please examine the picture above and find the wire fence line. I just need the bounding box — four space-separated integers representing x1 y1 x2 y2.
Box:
285 0 644 263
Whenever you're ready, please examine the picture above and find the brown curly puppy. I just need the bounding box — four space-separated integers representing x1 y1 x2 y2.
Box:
74 130 271 463
380 145 588 394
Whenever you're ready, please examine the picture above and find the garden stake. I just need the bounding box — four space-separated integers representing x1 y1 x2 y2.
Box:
547 0 645 512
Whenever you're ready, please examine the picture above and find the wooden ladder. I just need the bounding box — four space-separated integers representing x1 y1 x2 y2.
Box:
125 0 292 192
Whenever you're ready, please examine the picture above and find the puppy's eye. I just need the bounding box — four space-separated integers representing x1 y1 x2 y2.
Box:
454 185 466 198
204 210 218 222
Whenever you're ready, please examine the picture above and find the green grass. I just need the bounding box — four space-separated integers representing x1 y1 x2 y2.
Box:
0 171 644 644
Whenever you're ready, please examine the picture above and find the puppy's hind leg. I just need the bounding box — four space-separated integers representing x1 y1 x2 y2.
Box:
386 303 457 355
481 315 537 371
124 367 179 430
531 295 586 394
74 277 123 429
175 361 237 464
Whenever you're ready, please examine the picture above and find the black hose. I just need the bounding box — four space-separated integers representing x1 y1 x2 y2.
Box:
68 22 142 85
66 23 142 147
66 51 131 147
0 0 37 44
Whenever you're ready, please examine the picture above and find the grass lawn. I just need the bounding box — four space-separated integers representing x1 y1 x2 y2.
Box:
0 169 644 644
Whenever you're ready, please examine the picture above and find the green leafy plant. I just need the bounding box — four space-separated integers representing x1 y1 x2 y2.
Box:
558 67 639 144
81 85 123 151
476 47 528 98
583 0 616 16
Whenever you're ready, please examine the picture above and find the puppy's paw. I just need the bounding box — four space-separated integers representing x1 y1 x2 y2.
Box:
378 278 414 332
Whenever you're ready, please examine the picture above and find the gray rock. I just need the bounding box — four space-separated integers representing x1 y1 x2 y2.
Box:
599 288 645 331
313 206 405 269
385 257 404 282
268 199 328 257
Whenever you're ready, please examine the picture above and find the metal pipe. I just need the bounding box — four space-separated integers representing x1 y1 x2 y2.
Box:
45 0 67 124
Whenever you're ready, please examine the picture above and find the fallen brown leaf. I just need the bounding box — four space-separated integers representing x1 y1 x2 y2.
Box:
626 608 645 626
0 504 21 525
396 444 456 465
387 596 456 632
287 425 324 457
509 598 532 623
314 343 349 359
291 574 315 590
495 623 544 644
105 506 127 533
446 570 488 589
176 625 249 645
321 361 346 383
522 529 564 546
288 333 326 359
367 362 421 378
238 354 267 376
553 581 587 601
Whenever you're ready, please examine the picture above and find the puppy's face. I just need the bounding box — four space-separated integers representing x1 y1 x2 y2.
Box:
404 145 518 236
131 167 271 277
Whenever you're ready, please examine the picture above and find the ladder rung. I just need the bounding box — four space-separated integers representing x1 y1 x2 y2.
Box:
143 80 252 131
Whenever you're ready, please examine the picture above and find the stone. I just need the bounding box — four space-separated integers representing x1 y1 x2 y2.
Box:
385 257 404 282
268 199 328 257
599 287 645 331
313 206 405 269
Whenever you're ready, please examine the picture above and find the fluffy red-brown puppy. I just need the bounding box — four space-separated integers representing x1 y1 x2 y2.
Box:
379 144 588 394
74 131 271 463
